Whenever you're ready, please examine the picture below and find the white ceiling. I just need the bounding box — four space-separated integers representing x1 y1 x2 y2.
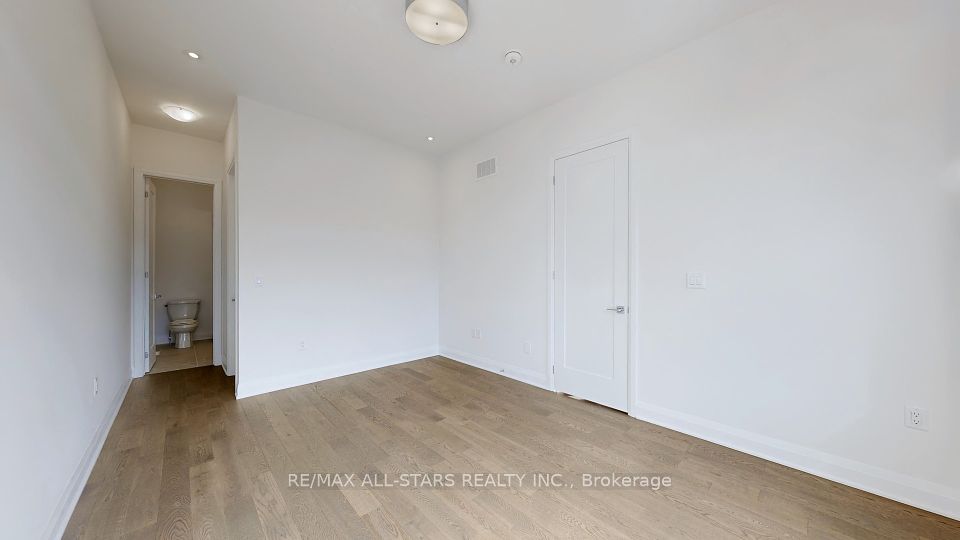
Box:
91 0 773 152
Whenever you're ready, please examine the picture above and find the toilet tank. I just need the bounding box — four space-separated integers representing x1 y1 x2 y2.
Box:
166 299 200 321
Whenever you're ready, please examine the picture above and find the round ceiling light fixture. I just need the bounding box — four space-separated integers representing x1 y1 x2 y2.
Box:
161 105 199 122
185 51 201 60
405 0 468 46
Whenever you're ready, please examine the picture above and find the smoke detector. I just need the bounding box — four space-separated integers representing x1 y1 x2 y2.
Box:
504 50 523 66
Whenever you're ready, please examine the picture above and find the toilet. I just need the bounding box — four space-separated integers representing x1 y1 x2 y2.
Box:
166 299 200 349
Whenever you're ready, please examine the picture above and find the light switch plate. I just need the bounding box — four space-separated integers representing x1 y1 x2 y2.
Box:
686 272 706 289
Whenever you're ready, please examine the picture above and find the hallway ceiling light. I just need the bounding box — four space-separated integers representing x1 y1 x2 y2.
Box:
185 51 201 60
426 136 435 142
405 0 468 45
161 105 199 122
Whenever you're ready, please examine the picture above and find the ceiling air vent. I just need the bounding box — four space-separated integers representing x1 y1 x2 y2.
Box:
476 157 497 180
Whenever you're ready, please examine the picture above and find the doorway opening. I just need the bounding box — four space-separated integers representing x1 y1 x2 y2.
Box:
146 176 215 374
131 169 230 382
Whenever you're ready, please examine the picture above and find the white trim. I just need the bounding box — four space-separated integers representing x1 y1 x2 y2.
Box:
235 347 440 399
43 378 131 540
630 400 960 521
441 345 960 520
441 347 552 391
211 178 223 367
548 131 636 409
132 169 222 378
431 348 960 521
223 159 239 382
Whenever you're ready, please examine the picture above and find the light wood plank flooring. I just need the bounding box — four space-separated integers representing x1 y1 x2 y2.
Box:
65 357 960 539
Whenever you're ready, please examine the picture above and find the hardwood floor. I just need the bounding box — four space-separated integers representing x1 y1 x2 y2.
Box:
65 357 959 539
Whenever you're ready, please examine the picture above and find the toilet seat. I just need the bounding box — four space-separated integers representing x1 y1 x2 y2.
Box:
169 318 197 328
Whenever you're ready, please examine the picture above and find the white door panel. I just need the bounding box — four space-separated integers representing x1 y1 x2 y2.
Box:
554 139 629 411
146 181 158 371
224 167 238 379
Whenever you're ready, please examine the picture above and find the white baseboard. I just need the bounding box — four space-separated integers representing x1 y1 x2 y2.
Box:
44 377 132 540
429 347 959 520
440 347 552 391
235 346 440 399
631 400 960 521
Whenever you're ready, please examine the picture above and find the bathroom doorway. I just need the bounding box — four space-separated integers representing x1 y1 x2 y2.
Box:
147 176 215 373
132 170 224 379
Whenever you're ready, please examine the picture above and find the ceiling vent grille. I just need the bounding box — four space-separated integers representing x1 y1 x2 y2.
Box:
476 157 497 180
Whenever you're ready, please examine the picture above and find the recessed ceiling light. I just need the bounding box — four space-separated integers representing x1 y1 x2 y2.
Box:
161 105 199 122
426 136 435 142
185 51 200 60
405 0 468 46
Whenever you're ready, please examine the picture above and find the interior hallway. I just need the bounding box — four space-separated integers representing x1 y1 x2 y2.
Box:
64 358 960 539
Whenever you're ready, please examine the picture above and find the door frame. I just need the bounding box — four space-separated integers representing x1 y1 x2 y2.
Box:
223 159 239 382
146 179 158 370
131 168 222 378
547 131 640 413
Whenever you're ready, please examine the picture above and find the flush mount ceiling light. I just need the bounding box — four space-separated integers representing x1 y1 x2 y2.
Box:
185 51 201 60
161 105 199 122
405 0 468 45
426 136 435 142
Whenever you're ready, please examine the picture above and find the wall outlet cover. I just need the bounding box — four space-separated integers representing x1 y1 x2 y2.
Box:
904 406 929 431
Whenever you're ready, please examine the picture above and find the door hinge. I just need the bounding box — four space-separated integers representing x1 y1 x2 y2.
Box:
144 351 149 359
552 365 555 374
552 270 555 280
552 176 556 186
145 191 149 198
145 271 149 279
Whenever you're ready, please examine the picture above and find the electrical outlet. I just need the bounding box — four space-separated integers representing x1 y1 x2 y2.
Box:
523 341 532 355
904 406 929 431
298 340 306 351
93 377 99 396
471 328 482 339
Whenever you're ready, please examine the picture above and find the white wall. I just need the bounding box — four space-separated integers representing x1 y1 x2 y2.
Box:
130 124 224 353
439 0 960 518
130 123 224 181
235 97 439 397
153 178 214 341
0 0 131 537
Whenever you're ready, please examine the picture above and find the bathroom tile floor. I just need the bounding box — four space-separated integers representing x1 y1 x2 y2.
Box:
149 339 213 374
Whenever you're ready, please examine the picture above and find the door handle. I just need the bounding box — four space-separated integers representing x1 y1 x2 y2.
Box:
606 306 625 314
